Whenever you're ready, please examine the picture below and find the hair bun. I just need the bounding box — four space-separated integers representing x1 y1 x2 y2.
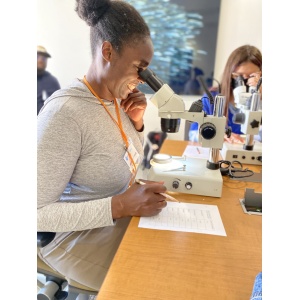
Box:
75 0 111 27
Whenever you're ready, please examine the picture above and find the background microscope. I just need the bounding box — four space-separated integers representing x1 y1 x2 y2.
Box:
221 75 262 165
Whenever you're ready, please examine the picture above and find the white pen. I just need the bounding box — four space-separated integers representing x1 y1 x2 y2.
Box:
135 179 180 202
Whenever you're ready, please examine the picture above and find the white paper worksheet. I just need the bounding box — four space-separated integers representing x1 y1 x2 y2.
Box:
139 202 227 236
182 145 210 159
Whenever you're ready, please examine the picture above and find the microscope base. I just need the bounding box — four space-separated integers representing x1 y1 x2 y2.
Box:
221 141 262 165
147 157 223 197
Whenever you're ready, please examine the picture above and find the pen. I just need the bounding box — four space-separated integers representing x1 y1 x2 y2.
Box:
135 179 179 202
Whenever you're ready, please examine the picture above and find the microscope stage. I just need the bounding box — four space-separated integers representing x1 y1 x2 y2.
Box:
147 157 223 197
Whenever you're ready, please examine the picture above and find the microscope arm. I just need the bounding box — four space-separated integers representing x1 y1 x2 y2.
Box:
233 90 262 149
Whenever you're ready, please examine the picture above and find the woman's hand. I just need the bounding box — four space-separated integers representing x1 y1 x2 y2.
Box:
121 88 147 130
247 72 262 93
111 179 168 219
224 132 244 144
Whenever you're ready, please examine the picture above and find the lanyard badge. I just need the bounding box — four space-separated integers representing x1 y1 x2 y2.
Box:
124 138 140 175
82 76 140 183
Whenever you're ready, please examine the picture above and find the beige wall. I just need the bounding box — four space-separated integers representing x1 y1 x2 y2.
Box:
213 0 262 83
37 0 90 88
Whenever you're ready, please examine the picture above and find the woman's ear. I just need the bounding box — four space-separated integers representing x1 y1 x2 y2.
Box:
102 41 113 62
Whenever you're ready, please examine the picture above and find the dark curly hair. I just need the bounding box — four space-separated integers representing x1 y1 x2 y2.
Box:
75 0 151 57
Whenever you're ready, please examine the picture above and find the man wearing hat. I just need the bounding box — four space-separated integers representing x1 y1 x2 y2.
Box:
37 45 61 114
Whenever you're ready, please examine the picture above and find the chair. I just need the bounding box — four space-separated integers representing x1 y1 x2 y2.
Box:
37 232 98 300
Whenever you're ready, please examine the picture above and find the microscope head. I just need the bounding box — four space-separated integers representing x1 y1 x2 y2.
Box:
139 68 182 133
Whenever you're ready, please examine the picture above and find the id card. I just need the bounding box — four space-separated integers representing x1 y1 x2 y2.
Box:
124 140 140 174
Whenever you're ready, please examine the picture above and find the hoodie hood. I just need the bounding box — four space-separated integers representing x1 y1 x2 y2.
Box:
38 78 115 117
49 78 100 104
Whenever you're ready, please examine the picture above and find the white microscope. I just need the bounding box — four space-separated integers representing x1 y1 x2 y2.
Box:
138 68 227 197
221 76 262 165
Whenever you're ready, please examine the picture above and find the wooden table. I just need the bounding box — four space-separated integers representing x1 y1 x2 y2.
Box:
97 140 262 300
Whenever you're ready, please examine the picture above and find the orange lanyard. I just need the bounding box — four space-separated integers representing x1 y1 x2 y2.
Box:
82 76 137 175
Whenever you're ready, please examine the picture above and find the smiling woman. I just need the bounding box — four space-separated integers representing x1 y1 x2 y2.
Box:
37 0 170 292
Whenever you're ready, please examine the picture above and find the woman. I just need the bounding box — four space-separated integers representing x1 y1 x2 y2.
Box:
189 45 262 143
37 0 167 290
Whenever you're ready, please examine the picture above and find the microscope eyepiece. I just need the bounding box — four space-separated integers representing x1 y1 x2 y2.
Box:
138 69 164 92
138 68 181 133
234 75 246 88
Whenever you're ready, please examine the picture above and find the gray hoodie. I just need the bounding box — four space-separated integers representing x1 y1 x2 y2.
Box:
37 78 144 232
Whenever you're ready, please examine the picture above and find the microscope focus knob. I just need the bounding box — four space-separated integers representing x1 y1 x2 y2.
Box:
172 180 179 189
200 122 216 140
225 126 232 138
250 119 260 129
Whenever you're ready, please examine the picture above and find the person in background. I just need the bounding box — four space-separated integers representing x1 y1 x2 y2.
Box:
37 0 168 291
188 45 262 143
37 45 61 114
183 67 204 95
